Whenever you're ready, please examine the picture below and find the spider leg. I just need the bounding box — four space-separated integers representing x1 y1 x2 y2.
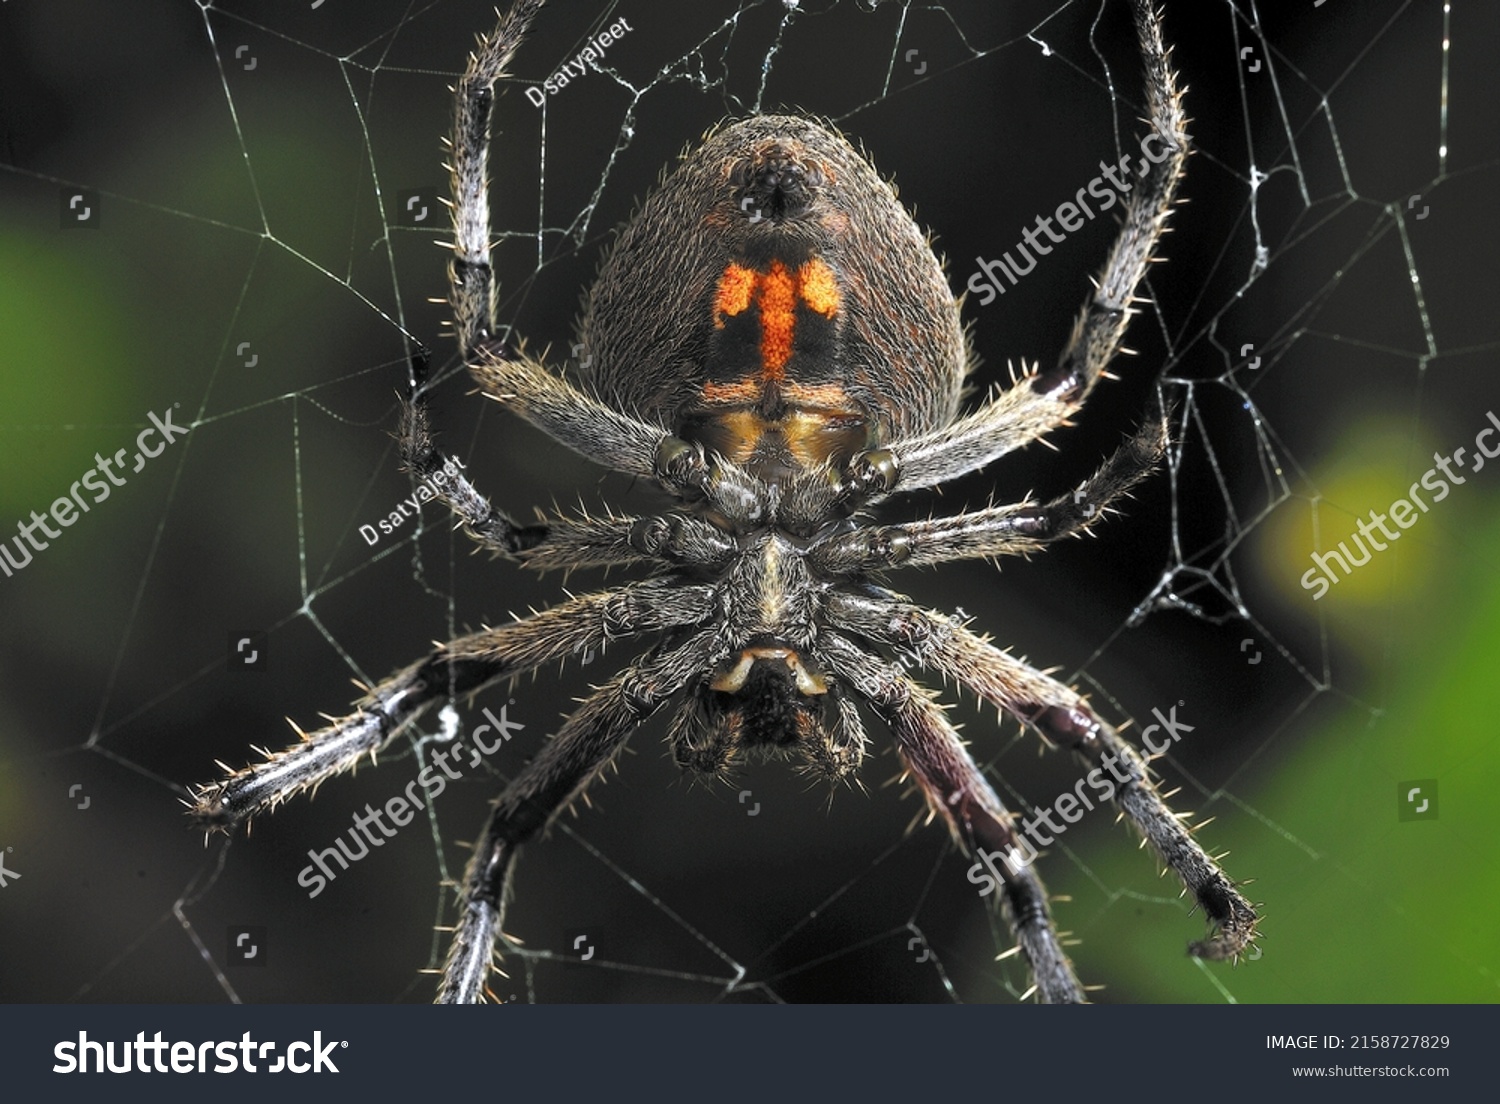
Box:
447 0 545 360
863 0 1186 496
412 0 663 554
438 1 784 516
466 349 794 533
817 632 1086 1004
400 346 549 557
467 350 667 480
403 357 738 571
191 578 713 831
405 0 583 557
438 628 722 1004
814 405 1167 574
437 0 690 507
826 592 1259 961
519 510 736 574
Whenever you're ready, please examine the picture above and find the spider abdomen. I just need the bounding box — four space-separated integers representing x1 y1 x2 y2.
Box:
580 115 970 453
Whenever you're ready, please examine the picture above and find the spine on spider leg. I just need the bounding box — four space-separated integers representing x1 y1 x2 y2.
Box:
1014 404 1172 546
397 350 551 557
193 583 715 837
437 894 507 1005
435 638 709 1004
447 0 547 357
190 709 403 832
1109 0 1190 299
901 697 1086 1004
1095 729 1259 961
817 633 1087 1003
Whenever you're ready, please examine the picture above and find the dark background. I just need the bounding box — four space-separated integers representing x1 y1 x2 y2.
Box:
2 0 1496 1004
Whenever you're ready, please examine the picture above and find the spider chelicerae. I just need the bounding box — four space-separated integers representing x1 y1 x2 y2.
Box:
192 0 1258 1003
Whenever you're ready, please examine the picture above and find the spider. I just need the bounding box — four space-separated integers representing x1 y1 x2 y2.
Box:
192 0 1258 1003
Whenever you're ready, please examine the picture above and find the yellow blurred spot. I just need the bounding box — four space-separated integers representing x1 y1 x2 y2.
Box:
1259 415 1446 620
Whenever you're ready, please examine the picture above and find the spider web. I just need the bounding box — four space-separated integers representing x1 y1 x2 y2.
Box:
2 0 1497 1005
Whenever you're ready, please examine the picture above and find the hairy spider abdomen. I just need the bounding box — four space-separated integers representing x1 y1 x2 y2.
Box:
581 116 970 446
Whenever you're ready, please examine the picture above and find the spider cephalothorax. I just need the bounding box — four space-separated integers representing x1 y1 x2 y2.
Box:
192 0 1258 1004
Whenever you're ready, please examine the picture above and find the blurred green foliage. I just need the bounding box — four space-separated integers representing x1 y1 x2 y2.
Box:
0 228 143 514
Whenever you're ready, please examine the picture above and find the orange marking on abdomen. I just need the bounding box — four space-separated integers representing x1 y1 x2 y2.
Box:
711 256 844 387
782 381 853 407
798 258 841 317
714 263 757 323
758 261 797 381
